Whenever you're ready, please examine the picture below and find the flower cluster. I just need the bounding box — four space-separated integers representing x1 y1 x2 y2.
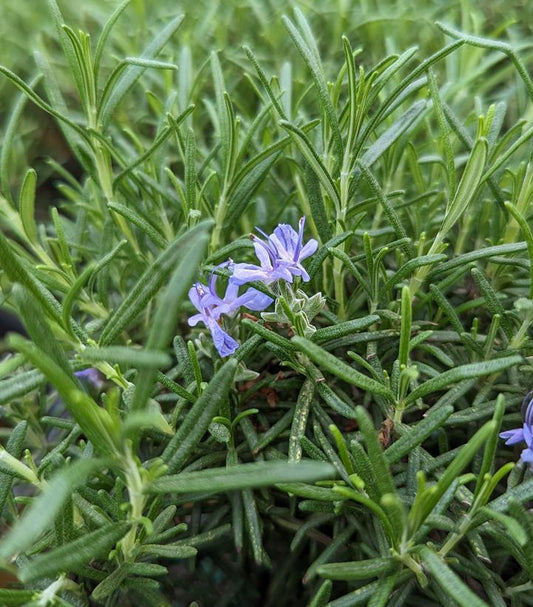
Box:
500 391 533 466
188 218 318 357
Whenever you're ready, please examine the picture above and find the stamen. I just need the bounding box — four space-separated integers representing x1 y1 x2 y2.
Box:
294 217 305 260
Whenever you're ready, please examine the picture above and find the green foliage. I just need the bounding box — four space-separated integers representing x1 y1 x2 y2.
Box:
0 1 532 605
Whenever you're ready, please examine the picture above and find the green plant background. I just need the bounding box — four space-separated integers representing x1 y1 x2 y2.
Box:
0 1 533 606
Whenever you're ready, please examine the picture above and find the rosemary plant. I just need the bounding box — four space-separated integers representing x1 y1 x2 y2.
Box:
1 1 533 605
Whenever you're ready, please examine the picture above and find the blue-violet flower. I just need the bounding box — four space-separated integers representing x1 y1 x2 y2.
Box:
188 266 273 357
500 391 533 466
232 217 318 286
75 368 104 391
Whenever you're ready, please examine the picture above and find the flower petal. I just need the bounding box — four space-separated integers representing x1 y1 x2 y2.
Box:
239 287 273 311
252 237 274 269
499 428 525 445
271 223 298 255
232 263 272 285
188 313 205 327
208 319 239 357
524 423 533 447
188 284 205 311
520 446 533 464
299 238 319 260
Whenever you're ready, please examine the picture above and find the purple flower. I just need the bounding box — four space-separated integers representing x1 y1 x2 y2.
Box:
231 217 318 286
500 391 533 465
75 368 104 391
188 266 273 357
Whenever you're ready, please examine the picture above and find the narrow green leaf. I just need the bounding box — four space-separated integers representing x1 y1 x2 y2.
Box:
0 459 105 560
137 543 197 559
1 75 38 199
162 359 238 473
350 439 380 501
94 0 132 85
91 565 128 601
283 10 343 165
508 499 533 548
470 267 514 339
385 254 447 291
45 0 84 97
312 316 380 345
385 405 454 464
0 421 27 515
185 127 197 214
474 394 505 499
0 590 36 606
20 522 130 583
429 283 465 335
441 138 488 235
243 45 287 119
33 47 90 166
242 487 264 565
156 372 195 403
355 407 397 499
479 507 526 546
356 163 413 258
427 69 456 195
99 220 212 346
131 226 210 411
80 346 170 369
437 22 533 101
242 318 296 353
115 107 194 184
356 100 426 176
0 65 88 142
128 562 168 576
8 335 119 454
224 152 280 229
210 51 230 171
309 580 332 607
279 120 341 212
310 371 357 419
276 483 337 501
308 231 352 280
98 14 184 126
17 169 38 244
327 571 412 607
107 202 167 248
414 421 496 528
0 231 63 327
404 356 520 406
504 202 533 299
149 460 335 494
305 164 332 242
398 286 412 368
62 262 97 336
289 380 315 462
419 546 488 607
0 370 45 406
318 557 395 580
292 336 394 400
14 285 71 375
430 242 527 277
368 571 398 607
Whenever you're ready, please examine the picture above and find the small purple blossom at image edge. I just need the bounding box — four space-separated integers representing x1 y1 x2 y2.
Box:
231 217 318 286
74 368 104 391
499 390 533 465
